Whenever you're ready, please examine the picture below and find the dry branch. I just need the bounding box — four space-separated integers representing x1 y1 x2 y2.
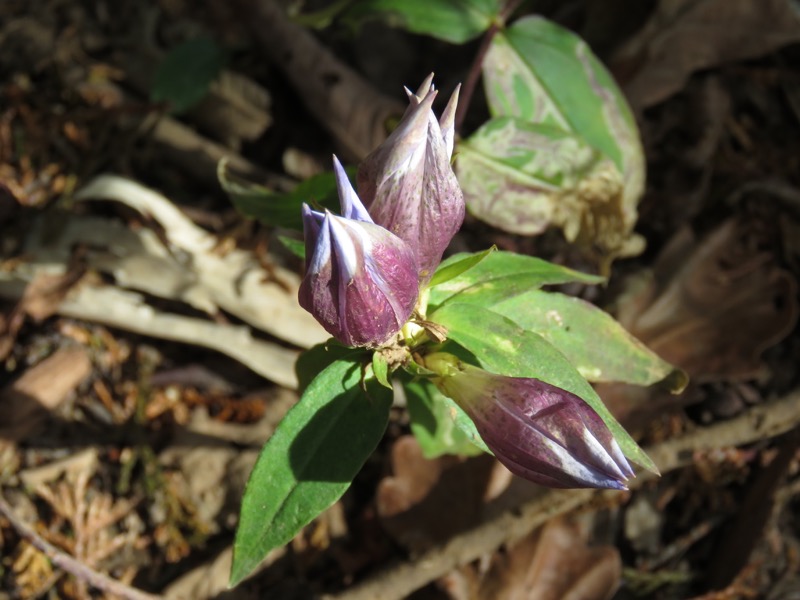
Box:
0 493 160 600
232 0 403 159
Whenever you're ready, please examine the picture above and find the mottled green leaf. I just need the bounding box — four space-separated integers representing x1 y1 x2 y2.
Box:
494 290 687 389
430 303 657 473
405 379 487 457
469 16 646 264
428 250 603 312
219 164 342 230
457 117 623 238
345 0 500 44
484 16 643 196
151 37 226 114
231 357 391 586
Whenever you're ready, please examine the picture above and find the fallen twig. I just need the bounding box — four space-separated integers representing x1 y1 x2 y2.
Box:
0 493 161 600
232 0 403 160
327 389 800 600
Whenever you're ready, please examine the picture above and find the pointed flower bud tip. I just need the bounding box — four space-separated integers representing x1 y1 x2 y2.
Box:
439 84 460 160
332 155 372 223
427 354 634 490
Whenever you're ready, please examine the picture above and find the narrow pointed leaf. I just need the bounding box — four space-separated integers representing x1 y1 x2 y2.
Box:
427 246 495 289
231 357 392 586
430 303 657 473
428 250 603 310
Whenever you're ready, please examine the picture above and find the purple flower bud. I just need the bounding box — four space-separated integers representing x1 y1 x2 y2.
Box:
426 354 634 490
357 75 465 283
299 157 419 347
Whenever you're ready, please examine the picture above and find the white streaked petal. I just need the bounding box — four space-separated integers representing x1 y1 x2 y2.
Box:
609 438 636 478
308 212 332 275
327 215 360 281
581 427 628 481
332 155 372 223
538 435 625 489
439 84 460 159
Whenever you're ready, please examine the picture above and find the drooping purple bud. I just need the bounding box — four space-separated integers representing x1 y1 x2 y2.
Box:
299 158 419 347
357 76 465 283
425 354 634 490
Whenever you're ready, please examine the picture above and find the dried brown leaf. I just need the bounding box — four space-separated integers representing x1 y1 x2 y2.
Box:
617 219 798 381
615 0 800 109
376 436 494 553
442 518 621 600
0 346 92 442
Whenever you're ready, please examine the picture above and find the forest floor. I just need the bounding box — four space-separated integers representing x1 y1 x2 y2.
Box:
2 0 800 598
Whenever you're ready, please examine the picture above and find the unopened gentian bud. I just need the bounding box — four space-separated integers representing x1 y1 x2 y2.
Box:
425 353 634 490
357 75 465 282
298 157 419 347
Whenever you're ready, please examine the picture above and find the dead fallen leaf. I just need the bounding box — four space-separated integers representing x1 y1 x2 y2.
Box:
0 269 84 361
616 218 798 381
0 345 92 442
440 517 621 600
376 435 494 553
614 0 800 109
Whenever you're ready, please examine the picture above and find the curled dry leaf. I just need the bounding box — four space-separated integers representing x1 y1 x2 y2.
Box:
0 346 92 442
0 269 85 361
440 517 621 600
376 435 494 553
616 218 798 381
614 0 800 110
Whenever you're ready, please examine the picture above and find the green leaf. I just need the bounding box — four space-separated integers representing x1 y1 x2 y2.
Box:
427 246 495 289
151 37 226 114
428 250 603 311
219 163 343 230
295 341 366 393
277 235 306 260
430 303 657 473
483 16 643 194
405 378 488 458
345 0 500 44
290 0 353 29
457 117 622 237
493 290 687 389
231 357 392 586
372 352 392 389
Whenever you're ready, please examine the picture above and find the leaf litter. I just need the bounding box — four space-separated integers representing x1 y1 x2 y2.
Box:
1 0 800 598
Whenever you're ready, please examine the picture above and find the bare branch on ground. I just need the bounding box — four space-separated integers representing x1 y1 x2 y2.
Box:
327 389 800 600
0 493 161 600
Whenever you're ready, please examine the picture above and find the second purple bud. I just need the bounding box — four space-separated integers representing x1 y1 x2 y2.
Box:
357 75 465 283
